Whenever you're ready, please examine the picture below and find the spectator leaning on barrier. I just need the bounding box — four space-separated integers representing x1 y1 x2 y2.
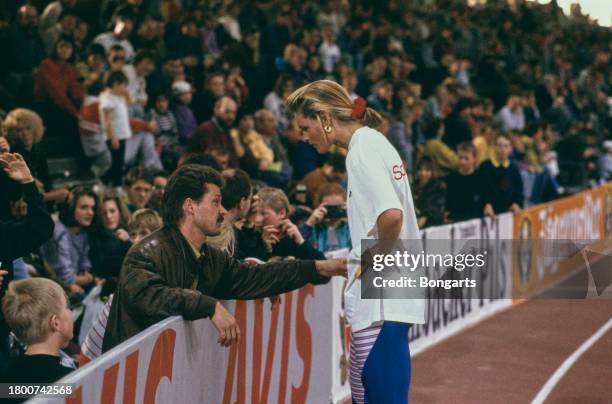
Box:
102 164 346 351
1 278 76 383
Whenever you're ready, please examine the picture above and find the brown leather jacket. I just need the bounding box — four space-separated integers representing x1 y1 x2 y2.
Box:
102 225 328 352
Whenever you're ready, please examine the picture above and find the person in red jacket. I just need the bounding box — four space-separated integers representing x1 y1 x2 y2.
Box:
34 35 85 164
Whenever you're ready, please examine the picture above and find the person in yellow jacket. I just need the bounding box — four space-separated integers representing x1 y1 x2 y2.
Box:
420 118 458 177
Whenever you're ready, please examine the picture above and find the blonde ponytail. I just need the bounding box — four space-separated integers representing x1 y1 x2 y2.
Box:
287 80 383 130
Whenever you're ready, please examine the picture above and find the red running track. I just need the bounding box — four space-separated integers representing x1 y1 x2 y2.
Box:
410 299 612 403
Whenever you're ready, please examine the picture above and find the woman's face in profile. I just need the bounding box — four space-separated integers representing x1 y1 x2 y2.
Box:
294 112 330 153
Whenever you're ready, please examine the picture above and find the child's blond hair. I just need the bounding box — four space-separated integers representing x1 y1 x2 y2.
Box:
2 278 67 345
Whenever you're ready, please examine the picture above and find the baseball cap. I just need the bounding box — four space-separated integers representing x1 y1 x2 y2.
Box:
172 81 192 95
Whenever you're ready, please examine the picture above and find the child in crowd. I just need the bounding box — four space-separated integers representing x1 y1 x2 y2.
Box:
445 142 484 222
2 278 76 382
147 93 181 170
128 208 163 244
100 71 132 185
172 81 198 143
479 133 524 215
413 156 447 228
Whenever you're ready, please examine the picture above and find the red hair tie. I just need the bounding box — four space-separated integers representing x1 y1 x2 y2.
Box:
351 96 367 120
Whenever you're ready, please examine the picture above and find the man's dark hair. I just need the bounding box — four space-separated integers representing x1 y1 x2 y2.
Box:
162 164 223 226
181 152 223 172
59 186 98 227
124 165 153 187
221 169 252 210
324 153 346 173
105 70 128 88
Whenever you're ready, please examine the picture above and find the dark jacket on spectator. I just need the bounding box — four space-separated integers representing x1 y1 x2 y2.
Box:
445 171 484 222
102 225 328 351
34 58 84 116
478 159 524 214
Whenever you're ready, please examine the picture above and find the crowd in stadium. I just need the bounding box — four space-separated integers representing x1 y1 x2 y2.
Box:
0 0 610 385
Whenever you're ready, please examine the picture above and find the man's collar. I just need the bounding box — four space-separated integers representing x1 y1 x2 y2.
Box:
491 156 510 168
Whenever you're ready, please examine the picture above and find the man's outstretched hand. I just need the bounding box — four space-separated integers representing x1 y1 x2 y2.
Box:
211 302 241 347
315 258 348 278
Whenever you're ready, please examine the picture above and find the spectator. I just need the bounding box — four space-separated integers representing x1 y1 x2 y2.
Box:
479 133 524 216
192 71 225 123
127 208 163 244
207 169 252 255
473 119 498 165
299 153 346 206
33 35 84 160
189 96 240 168
42 9 77 56
124 50 156 118
172 80 197 143
147 169 169 213
413 156 446 228
147 93 180 170
99 71 132 185
319 26 341 75
444 97 474 151
229 111 272 175
124 166 153 212
497 94 526 133
259 187 326 260
0 152 54 371
93 9 135 61
102 164 345 351
445 142 484 222
421 118 458 177
263 74 294 132
40 186 97 295
252 109 293 188
89 191 131 285
4 108 70 204
76 44 106 90
301 182 351 252
2 278 75 383
7 5 45 91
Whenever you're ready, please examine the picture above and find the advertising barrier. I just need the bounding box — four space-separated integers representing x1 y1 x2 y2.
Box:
512 184 612 300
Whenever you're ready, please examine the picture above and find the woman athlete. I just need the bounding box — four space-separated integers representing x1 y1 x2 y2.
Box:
287 80 425 404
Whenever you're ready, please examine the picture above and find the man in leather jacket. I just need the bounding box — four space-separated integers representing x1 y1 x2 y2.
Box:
103 164 346 351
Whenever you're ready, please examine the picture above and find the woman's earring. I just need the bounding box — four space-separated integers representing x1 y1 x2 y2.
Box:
324 126 332 133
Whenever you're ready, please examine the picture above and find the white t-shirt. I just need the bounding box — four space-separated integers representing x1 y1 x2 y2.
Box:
345 126 425 332
99 91 132 140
